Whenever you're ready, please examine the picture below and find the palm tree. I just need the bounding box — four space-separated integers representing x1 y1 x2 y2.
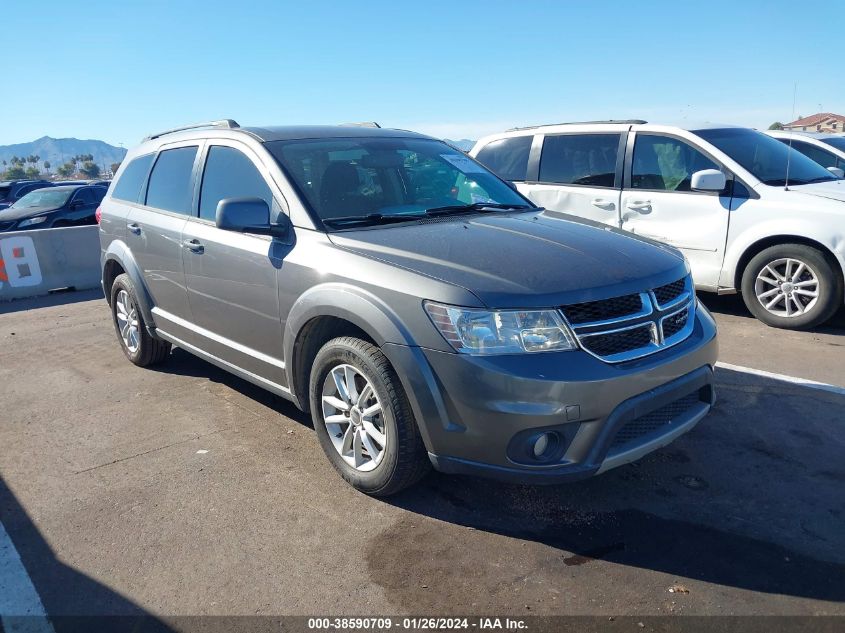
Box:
43 160 51 175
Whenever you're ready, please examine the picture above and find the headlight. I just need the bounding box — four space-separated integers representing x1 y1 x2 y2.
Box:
18 216 48 228
424 301 577 355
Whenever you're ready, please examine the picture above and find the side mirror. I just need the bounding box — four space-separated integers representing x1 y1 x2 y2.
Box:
827 166 845 179
216 197 291 238
690 169 727 192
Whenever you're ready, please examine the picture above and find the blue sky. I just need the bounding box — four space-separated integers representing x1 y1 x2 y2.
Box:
1 0 841 147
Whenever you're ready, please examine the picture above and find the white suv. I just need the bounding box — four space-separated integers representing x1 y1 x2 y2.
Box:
471 121 845 329
766 130 845 178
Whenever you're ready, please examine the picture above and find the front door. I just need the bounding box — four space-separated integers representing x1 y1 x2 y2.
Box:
620 133 731 288
181 142 286 385
517 132 623 227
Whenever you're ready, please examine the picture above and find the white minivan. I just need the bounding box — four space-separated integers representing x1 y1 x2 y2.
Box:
471 122 845 329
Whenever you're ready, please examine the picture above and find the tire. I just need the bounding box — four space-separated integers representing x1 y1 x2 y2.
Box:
740 244 842 329
109 273 171 366
309 336 430 496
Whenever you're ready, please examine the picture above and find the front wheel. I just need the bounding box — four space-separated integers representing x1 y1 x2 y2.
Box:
309 337 430 496
741 244 842 329
110 273 171 366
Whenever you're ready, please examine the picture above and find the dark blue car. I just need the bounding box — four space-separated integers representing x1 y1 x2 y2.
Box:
0 184 106 232
0 180 54 210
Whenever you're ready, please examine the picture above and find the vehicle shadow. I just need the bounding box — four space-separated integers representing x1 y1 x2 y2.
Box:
698 292 845 333
0 476 175 632
383 366 845 603
0 288 103 315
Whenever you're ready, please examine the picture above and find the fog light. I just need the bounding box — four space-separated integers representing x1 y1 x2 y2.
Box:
533 433 551 457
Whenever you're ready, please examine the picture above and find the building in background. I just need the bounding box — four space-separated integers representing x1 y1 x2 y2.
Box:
784 113 845 133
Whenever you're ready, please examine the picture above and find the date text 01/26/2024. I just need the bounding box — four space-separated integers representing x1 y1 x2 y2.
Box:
307 618 527 630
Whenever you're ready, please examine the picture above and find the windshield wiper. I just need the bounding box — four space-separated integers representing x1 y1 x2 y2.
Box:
423 202 531 216
322 212 427 228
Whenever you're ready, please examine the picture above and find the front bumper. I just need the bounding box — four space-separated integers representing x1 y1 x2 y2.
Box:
382 303 718 484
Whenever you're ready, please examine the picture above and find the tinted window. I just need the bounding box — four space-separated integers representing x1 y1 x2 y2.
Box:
632 135 720 191
112 154 155 203
145 147 198 214
73 188 105 205
475 136 532 181
695 128 836 187
199 146 273 221
784 140 838 170
820 137 845 152
539 134 620 187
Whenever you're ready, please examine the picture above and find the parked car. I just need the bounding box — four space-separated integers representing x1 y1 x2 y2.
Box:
0 180 53 210
471 121 845 329
100 120 717 496
0 184 106 232
766 130 845 177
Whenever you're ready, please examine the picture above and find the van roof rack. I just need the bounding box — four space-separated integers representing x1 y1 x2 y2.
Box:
506 119 647 132
339 121 381 128
143 119 240 142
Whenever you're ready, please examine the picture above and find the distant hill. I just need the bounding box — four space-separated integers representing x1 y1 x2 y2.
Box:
0 136 126 171
445 139 476 152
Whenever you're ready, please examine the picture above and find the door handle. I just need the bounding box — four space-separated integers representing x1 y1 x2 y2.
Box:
182 238 204 253
591 198 616 210
625 201 652 213
127 223 141 235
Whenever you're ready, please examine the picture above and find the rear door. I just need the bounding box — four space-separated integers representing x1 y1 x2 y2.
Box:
517 131 624 226
620 132 731 288
126 143 200 332
180 141 286 384
63 187 103 225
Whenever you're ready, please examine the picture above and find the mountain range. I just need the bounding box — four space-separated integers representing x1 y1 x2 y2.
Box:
0 136 127 170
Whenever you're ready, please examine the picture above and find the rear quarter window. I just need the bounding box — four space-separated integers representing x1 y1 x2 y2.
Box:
475 136 532 181
111 154 155 203
144 147 199 214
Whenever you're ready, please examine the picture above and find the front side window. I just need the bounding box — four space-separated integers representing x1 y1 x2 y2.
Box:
539 134 620 187
266 137 528 226
145 147 198 214
199 146 273 221
112 154 155 203
694 128 836 187
475 136 532 181
631 135 720 192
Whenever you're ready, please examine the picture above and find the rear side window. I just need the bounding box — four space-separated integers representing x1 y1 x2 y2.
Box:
539 134 620 187
112 154 155 203
145 147 198 214
475 136 532 181
199 146 273 221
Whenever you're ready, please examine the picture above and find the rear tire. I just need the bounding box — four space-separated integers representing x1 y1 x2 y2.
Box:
309 336 430 496
740 244 842 329
109 273 171 366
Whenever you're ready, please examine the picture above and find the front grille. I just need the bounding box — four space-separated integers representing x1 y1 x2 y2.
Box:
581 324 654 357
561 294 643 325
662 307 690 339
610 391 703 450
653 278 687 306
560 275 694 363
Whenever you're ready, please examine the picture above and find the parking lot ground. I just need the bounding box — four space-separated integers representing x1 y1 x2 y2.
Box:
1 291 844 619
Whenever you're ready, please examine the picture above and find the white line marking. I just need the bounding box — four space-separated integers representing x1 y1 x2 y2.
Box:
716 361 845 396
0 521 54 632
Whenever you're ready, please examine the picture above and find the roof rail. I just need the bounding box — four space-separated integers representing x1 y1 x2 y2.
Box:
143 119 240 142
339 121 381 128
506 119 647 132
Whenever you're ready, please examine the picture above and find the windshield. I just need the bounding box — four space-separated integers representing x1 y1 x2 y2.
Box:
694 128 837 186
266 137 529 226
820 137 845 152
10 188 71 209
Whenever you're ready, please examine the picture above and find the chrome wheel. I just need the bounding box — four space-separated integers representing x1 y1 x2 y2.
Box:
321 364 387 472
754 257 819 318
115 289 140 353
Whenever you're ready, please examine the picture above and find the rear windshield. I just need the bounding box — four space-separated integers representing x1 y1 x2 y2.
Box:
694 128 837 186
266 137 526 224
820 137 845 152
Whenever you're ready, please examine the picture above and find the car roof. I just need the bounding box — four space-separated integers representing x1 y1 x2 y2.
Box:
240 125 433 142
43 185 86 192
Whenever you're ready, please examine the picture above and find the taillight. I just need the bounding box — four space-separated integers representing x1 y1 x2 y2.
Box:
95 206 102 224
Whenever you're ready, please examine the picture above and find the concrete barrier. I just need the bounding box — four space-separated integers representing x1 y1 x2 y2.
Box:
0 226 100 301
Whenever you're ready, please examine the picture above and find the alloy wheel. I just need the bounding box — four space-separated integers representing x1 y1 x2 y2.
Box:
115 289 140 353
754 257 820 318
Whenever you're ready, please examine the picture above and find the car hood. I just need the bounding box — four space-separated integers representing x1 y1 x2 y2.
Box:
328 210 689 308
0 205 59 221
789 180 845 203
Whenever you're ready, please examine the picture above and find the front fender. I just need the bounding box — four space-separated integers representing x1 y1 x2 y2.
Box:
101 240 157 332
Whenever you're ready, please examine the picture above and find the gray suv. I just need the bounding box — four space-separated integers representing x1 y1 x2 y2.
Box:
99 120 718 496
